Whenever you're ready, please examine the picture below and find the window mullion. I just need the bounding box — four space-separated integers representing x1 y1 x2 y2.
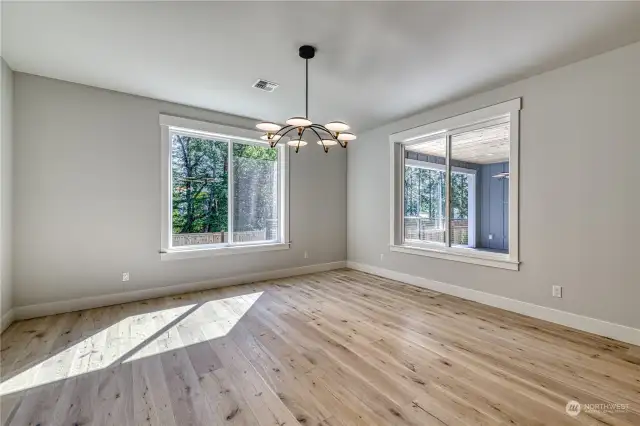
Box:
277 146 285 243
276 147 281 242
227 140 234 245
445 133 451 247
400 145 405 245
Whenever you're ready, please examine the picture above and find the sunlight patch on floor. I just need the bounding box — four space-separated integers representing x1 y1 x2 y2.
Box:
0 292 262 396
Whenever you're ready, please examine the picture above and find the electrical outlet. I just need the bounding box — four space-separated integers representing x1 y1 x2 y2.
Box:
380 253 384 261
304 251 309 259
552 285 562 298
122 272 130 282
488 234 493 240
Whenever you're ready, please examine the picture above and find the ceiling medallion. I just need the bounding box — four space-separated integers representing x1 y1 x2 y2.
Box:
256 45 356 153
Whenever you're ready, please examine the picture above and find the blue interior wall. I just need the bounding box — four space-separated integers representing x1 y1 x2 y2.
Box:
477 162 509 251
405 151 480 171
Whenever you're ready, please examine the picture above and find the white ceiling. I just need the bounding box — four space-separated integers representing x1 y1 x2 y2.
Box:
3 1 640 132
409 123 510 165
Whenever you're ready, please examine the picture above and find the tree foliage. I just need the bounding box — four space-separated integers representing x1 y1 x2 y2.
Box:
404 166 468 219
172 135 228 234
171 135 278 235
232 144 278 232
450 173 469 220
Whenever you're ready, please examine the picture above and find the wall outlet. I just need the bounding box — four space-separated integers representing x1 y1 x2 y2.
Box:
122 272 130 282
552 285 562 298
304 251 309 259
380 253 384 261
488 234 493 240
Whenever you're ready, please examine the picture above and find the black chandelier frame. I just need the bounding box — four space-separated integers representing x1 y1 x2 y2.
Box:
264 45 350 153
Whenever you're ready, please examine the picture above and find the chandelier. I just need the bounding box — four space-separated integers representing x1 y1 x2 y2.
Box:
256 45 356 153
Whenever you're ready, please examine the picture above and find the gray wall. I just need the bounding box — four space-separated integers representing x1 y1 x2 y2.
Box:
478 162 509 251
0 59 13 317
13 74 347 308
348 40 640 329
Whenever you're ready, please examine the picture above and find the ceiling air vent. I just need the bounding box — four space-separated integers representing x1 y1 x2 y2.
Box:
252 79 279 92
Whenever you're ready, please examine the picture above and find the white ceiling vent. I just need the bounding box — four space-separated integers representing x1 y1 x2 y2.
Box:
252 79 279 92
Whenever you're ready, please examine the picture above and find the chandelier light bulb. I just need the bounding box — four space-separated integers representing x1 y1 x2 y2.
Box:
260 134 281 141
337 132 356 141
318 139 338 146
286 117 313 127
256 122 282 132
287 140 308 147
325 121 350 132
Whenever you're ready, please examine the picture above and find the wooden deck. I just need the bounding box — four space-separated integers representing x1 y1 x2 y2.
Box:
1 269 639 425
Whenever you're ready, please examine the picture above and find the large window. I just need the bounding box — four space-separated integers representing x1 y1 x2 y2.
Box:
391 99 520 270
160 116 288 259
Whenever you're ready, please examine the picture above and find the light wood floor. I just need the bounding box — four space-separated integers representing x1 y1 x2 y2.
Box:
1 269 639 425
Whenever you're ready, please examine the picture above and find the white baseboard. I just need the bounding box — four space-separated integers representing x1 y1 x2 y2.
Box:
347 261 640 347
14 261 346 321
1 308 15 333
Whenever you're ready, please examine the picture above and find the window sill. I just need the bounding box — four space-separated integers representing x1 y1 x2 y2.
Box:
389 244 519 271
161 242 290 261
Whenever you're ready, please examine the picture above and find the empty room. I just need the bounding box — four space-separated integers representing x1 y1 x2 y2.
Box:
1 1 639 425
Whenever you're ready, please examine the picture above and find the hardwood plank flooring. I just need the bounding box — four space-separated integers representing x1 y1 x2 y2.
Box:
1 269 639 425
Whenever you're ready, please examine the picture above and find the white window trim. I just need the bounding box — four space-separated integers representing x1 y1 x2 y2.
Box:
390 98 521 271
160 114 290 260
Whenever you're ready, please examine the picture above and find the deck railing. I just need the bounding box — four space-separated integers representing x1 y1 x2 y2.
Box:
404 217 468 246
172 219 278 247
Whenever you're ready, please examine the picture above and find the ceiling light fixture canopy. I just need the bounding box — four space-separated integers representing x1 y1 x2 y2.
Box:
256 45 356 153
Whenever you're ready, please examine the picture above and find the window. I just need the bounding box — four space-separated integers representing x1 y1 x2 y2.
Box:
390 99 520 270
160 115 289 259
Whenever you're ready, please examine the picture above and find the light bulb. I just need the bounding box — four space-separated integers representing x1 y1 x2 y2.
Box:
256 122 281 132
325 121 350 132
317 139 338 146
287 140 308 147
337 132 356 141
285 117 313 127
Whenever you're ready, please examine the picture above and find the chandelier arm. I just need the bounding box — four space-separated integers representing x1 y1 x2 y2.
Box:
277 126 299 139
311 124 347 148
309 127 329 153
273 125 294 137
295 127 308 154
309 124 334 138
268 126 298 148
309 126 324 141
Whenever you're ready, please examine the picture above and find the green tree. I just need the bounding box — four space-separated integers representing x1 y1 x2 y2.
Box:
232 143 278 232
172 136 278 235
450 173 469 219
404 166 446 219
404 166 419 216
404 166 467 219
172 135 228 234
